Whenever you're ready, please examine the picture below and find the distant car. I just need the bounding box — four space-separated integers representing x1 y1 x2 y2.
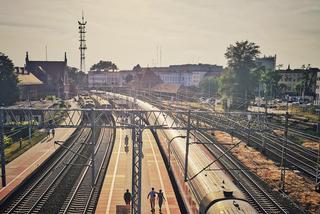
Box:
199 97 205 102
206 97 215 104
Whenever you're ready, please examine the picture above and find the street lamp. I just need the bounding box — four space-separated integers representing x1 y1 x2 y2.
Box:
168 135 186 170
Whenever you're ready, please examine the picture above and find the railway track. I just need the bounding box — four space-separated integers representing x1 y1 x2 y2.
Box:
195 131 289 214
121 93 306 212
117 91 318 182
193 112 318 180
59 118 115 213
0 115 115 213
0 126 91 213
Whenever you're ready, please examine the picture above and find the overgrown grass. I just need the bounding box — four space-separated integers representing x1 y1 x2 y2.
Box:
4 131 47 164
290 106 319 122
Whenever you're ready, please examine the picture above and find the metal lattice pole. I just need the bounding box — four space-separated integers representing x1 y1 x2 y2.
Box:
78 11 87 73
280 108 289 192
316 120 320 192
91 109 96 187
131 113 144 214
184 110 191 181
0 110 6 187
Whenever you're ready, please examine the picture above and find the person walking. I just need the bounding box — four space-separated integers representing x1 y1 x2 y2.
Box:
124 135 129 146
52 128 55 138
147 187 157 212
157 189 166 213
123 189 132 205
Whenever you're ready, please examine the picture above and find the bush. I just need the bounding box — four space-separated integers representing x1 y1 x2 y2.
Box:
4 135 12 146
46 95 56 101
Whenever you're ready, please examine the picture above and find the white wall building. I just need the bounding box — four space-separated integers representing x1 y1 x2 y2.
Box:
151 64 223 87
88 70 134 88
88 64 223 88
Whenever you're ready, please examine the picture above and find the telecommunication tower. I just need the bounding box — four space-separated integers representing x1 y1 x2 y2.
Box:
78 12 87 72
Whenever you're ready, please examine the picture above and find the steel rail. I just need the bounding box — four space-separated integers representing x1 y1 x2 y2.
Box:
1 128 90 213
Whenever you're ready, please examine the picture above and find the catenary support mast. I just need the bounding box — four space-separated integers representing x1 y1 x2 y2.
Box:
78 11 87 73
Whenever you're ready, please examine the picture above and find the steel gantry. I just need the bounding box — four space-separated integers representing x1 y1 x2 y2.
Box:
0 107 218 213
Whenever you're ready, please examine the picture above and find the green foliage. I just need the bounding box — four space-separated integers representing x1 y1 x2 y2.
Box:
218 68 235 98
90 60 118 71
45 95 56 101
125 74 134 83
259 67 281 97
66 66 88 88
224 41 260 100
199 76 219 96
4 135 13 146
0 52 19 106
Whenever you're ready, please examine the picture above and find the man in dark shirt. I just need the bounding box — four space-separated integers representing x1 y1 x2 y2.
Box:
123 189 132 205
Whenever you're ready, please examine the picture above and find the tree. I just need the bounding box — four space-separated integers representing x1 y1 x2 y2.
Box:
0 52 19 106
125 74 133 83
222 41 260 108
259 67 281 98
66 66 88 89
90 60 118 71
199 76 219 97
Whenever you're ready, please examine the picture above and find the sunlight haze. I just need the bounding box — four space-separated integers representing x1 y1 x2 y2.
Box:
0 0 319 70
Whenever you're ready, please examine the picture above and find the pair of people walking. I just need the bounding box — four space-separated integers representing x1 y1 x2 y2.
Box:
123 188 166 213
147 188 166 213
47 128 55 139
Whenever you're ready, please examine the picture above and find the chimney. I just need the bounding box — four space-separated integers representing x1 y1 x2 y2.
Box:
64 52 67 63
25 51 29 63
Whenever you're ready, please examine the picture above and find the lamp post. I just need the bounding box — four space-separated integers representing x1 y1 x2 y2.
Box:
168 135 186 170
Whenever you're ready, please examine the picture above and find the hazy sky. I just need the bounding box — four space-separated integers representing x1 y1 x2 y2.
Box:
0 0 319 70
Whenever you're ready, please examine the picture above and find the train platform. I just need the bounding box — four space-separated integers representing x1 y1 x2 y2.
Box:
96 128 180 214
0 101 81 201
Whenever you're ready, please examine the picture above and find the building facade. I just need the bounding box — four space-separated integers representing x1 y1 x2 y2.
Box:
25 52 69 98
148 64 223 87
88 63 223 89
256 55 277 71
277 67 319 97
88 70 134 88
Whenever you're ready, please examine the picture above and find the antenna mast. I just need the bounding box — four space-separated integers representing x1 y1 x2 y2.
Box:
78 11 87 72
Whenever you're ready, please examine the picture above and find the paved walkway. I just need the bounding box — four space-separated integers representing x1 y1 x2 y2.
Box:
96 128 180 214
0 101 81 201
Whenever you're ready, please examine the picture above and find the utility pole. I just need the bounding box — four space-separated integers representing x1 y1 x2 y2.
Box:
131 114 143 214
0 110 6 187
247 114 252 146
78 11 87 73
280 99 289 192
184 110 191 181
316 112 320 192
90 109 96 187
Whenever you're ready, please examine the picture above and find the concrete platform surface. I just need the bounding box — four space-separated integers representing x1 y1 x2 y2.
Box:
96 128 180 214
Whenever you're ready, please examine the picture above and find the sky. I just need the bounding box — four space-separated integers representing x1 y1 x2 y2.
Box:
0 0 319 71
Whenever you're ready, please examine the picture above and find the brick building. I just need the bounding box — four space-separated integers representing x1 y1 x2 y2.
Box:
25 52 69 98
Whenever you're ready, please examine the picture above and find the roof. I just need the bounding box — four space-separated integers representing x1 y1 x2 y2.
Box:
16 67 43 85
142 64 223 73
277 68 320 74
151 83 182 94
25 60 66 83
